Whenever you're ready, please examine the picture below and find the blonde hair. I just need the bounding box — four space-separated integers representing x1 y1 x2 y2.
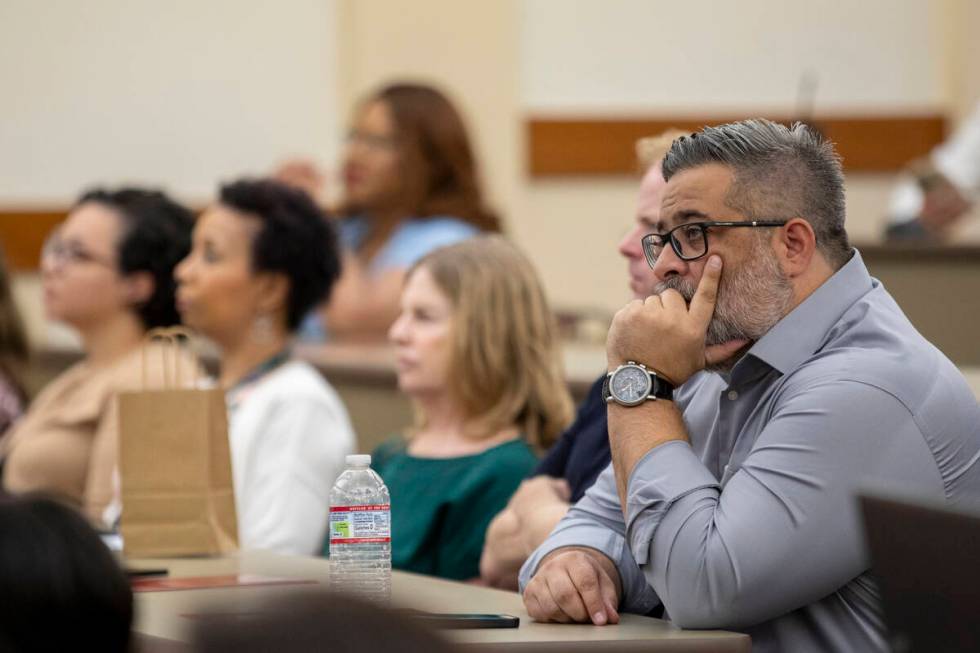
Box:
636 129 689 173
409 235 573 450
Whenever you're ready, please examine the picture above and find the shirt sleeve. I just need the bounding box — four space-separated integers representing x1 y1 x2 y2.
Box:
237 394 355 555
888 101 980 223
625 379 944 629
934 101 980 196
518 463 662 615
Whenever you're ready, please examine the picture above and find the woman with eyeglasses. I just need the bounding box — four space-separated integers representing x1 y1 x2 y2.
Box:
0 188 194 526
277 82 500 340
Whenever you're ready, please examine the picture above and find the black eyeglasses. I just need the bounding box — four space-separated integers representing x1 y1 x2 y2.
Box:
641 220 787 267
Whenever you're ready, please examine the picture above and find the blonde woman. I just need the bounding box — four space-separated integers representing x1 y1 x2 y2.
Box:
331 235 573 580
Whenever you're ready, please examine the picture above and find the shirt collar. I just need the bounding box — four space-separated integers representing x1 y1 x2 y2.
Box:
737 249 875 377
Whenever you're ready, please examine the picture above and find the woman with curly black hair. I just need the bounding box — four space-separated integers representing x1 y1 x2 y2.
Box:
175 178 356 555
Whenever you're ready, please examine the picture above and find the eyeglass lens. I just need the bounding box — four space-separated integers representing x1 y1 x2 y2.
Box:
644 224 707 264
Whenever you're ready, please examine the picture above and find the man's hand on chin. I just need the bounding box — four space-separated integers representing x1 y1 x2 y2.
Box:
606 255 747 383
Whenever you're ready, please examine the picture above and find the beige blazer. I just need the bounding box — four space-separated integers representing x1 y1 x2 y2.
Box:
0 343 199 526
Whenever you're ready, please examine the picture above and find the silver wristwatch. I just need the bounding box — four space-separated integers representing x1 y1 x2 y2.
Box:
602 361 675 406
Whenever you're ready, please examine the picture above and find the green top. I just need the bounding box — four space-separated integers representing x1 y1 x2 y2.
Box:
338 437 537 580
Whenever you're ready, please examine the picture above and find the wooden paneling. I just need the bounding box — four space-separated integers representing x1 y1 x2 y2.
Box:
0 210 66 271
858 243 980 367
527 114 948 176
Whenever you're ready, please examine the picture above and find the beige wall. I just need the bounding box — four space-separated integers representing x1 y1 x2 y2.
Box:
335 0 522 231
0 0 342 205
522 0 947 113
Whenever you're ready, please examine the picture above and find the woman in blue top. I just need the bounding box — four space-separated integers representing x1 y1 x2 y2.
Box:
283 83 499 339
339 236 573 580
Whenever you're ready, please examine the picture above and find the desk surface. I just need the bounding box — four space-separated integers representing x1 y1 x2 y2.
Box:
129 551 750 652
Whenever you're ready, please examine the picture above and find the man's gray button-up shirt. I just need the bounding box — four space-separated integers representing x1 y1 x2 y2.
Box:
520 250 980 653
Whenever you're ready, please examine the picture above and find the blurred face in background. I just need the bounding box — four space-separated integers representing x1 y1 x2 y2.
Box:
389 265 454 398
618 163 668 300
174 205 265 348
342 99 403 212
42 203 134 331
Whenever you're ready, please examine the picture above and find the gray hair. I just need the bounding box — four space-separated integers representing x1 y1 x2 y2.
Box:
661 120 850 269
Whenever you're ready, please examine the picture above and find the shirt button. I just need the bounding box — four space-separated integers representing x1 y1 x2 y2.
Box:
727 390 739 401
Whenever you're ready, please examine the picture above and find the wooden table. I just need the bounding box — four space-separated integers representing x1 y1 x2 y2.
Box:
129 551 751 652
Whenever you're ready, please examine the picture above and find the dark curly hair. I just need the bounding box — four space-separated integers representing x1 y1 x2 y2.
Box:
219 179 341 331
76 188 194 329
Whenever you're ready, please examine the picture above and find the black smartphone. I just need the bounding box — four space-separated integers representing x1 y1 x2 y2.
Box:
409 612 520 629
125 567 169 578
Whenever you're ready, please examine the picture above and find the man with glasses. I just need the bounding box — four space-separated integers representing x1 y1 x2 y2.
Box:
520 119 980 653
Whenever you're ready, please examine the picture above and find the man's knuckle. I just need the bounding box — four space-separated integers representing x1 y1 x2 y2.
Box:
553 586 577 605
576 574 599 593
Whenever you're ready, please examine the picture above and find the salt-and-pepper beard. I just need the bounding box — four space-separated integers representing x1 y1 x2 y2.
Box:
652 235 794 373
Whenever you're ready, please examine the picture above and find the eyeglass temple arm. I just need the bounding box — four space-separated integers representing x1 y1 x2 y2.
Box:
705 220 787 228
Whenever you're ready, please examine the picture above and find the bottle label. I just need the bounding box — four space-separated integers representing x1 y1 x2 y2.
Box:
329 504 391 544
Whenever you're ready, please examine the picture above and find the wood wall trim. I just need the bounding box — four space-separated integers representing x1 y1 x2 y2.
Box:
0 211 67 271
855 242 980 263
527 114 947 176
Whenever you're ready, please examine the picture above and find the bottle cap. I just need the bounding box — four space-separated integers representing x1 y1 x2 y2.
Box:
346 454 371 467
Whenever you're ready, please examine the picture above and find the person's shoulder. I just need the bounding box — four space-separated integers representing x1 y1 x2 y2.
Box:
108 342 203 392
373 216 480 270
456 440 537 499
21 359 102 420
406 215 480 233
775 298 976 433
268 359 328 387
393 216 480 246
256 360 336 401
481 439 539 470
371 436 408 470
244 360 351 424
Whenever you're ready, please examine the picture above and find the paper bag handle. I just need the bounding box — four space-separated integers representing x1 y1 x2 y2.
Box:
140 326 202 390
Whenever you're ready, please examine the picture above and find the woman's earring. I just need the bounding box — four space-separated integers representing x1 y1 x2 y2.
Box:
251 314 275 344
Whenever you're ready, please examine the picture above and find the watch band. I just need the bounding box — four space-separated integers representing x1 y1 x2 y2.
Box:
601 366 675 403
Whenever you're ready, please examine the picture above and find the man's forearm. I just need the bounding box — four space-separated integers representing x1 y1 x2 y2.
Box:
608 400 688 513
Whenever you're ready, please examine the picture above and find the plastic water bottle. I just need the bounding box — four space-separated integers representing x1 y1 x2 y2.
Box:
328 454 391 603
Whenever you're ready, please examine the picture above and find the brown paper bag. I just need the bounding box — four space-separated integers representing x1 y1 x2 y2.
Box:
118 328 238 557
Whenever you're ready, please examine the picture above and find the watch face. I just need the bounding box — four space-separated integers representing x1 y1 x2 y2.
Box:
610 365 651 405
